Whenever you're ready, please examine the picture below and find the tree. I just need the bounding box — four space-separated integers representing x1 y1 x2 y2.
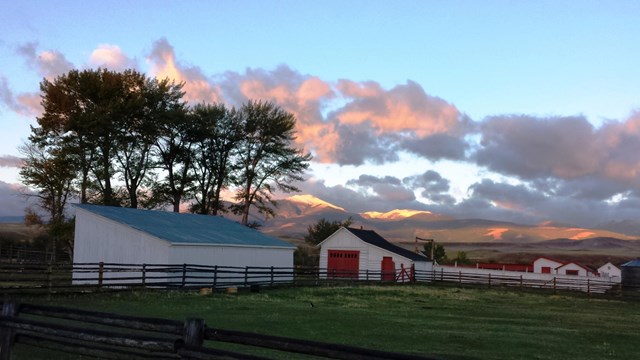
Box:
189 103 243 215
19 141 75 225
423 242 446 263
232 101 312 225
304 217 353 245
34 68 185 208
454 251 470 265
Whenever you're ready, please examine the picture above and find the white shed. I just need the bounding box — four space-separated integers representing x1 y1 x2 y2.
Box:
72 204 295 284
533 257 564 274
598 262 621 279
318 227 432 281
556 262 596 277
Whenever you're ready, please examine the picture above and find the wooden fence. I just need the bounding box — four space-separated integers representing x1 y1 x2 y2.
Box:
0 300 435 360
0 262 623 296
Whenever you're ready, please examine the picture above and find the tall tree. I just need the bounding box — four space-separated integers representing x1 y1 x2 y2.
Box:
232 100 312 225
151 107 194 212
35 68 185 208
190 103 243 215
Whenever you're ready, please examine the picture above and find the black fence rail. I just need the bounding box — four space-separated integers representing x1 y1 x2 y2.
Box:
0 262 624 296
0 301 435 360
0 245 70 265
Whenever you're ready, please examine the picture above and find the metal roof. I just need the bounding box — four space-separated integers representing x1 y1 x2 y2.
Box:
345 227 429 262
621 259 640 267
74 204 295 249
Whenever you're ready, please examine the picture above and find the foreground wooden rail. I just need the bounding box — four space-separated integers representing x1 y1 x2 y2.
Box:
0 301 436 360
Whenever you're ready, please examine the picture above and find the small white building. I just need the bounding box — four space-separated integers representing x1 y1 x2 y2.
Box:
533 257 564 274
318 227 432 281
597 262 621 279
556 262 597 277
73 204 295 284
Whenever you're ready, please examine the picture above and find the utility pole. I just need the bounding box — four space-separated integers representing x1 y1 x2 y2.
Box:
415 236 434 259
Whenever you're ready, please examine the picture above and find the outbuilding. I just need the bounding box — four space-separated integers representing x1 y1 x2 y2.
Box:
318 227 432 281
597 262 621 280
621 259 640 291
556 262 597 277
72 204 295 283
532 257 564 274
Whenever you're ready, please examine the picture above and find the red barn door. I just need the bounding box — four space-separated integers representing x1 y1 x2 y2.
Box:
381 257 395 281
327 250 360 278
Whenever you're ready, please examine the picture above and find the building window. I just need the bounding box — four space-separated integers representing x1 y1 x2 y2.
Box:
566 270 579 276
541 267 551 274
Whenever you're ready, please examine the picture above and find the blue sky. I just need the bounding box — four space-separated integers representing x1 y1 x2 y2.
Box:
1 1 640 230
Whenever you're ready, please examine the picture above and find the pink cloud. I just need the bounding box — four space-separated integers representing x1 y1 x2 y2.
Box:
147 38 220 104
17 43 73 80
89 44 137 71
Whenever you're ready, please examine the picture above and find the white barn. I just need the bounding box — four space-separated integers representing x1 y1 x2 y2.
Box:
556 262 597 277
598 262 621 279
533 257 564 274
318 227 432 281
73 204 295 284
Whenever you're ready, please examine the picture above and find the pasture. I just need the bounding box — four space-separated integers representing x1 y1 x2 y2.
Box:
13 284 640 359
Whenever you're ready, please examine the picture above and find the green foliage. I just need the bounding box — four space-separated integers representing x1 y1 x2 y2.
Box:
423 242 446 263
294 245 320 267
454 250 471 265
304 217 353 245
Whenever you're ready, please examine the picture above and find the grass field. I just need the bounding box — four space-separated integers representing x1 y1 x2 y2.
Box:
12 284 640 359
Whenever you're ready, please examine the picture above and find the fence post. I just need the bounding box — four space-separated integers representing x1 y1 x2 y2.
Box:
0 301 19 360
142 264 146 288
553 277 557 294
183 318 205 347
181 264 187 288
244 266 249 287
488 273 491 287
47 264 53 300
270 266 274 287
98 262 104 290
365 269 369 281
441 268 444 281
520 275 523 288
410 264 415 284
459 271 462 285
213 265 218 289
587 278 590 296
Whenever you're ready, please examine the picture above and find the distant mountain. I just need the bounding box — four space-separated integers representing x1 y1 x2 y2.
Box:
0 216 24 224
258 194 638 244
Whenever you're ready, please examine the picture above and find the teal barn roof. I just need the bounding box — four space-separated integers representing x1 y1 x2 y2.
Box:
74 204 295 249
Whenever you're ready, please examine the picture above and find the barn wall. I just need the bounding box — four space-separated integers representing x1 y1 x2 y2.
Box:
319 229 430 280
73 209 170 284
533 258 563 274
169 245 294 268
169 245 294 285
557 263 593 277
598 263 621 279
73 209 170 264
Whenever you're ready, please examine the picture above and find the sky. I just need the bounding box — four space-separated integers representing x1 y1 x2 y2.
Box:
1 1 640 230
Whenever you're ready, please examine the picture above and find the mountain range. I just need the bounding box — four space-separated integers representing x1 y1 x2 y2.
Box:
255 194 638 245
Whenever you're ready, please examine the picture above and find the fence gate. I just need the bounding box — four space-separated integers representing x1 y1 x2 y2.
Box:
327 250 360 278
381 257 395 281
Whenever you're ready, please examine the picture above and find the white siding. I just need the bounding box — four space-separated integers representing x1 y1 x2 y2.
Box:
319 228 432 281
73 209 170 264
557 262 594 277
598 262 621 279
533 258 563 274
169 245 293 268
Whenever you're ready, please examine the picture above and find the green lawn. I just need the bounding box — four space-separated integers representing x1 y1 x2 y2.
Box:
12 284 640 359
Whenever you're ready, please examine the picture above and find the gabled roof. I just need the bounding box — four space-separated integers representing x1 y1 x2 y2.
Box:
532 256 565 265
74 204 295 249
622 259 640 267
556 262 597 275
344 227 429 262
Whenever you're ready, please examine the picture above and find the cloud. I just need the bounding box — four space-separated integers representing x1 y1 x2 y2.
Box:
17 42 73 80
89 44 137 71
403 170 456 205
0 155 24 168
147 38 220 104
0 75 41 117
0 181 32 217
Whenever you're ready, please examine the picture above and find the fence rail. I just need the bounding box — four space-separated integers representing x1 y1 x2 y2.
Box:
0 301 435 359
0 262 626 296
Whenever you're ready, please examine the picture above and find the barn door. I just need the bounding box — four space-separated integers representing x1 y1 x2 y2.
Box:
327 250 360 278
381 257 395 281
